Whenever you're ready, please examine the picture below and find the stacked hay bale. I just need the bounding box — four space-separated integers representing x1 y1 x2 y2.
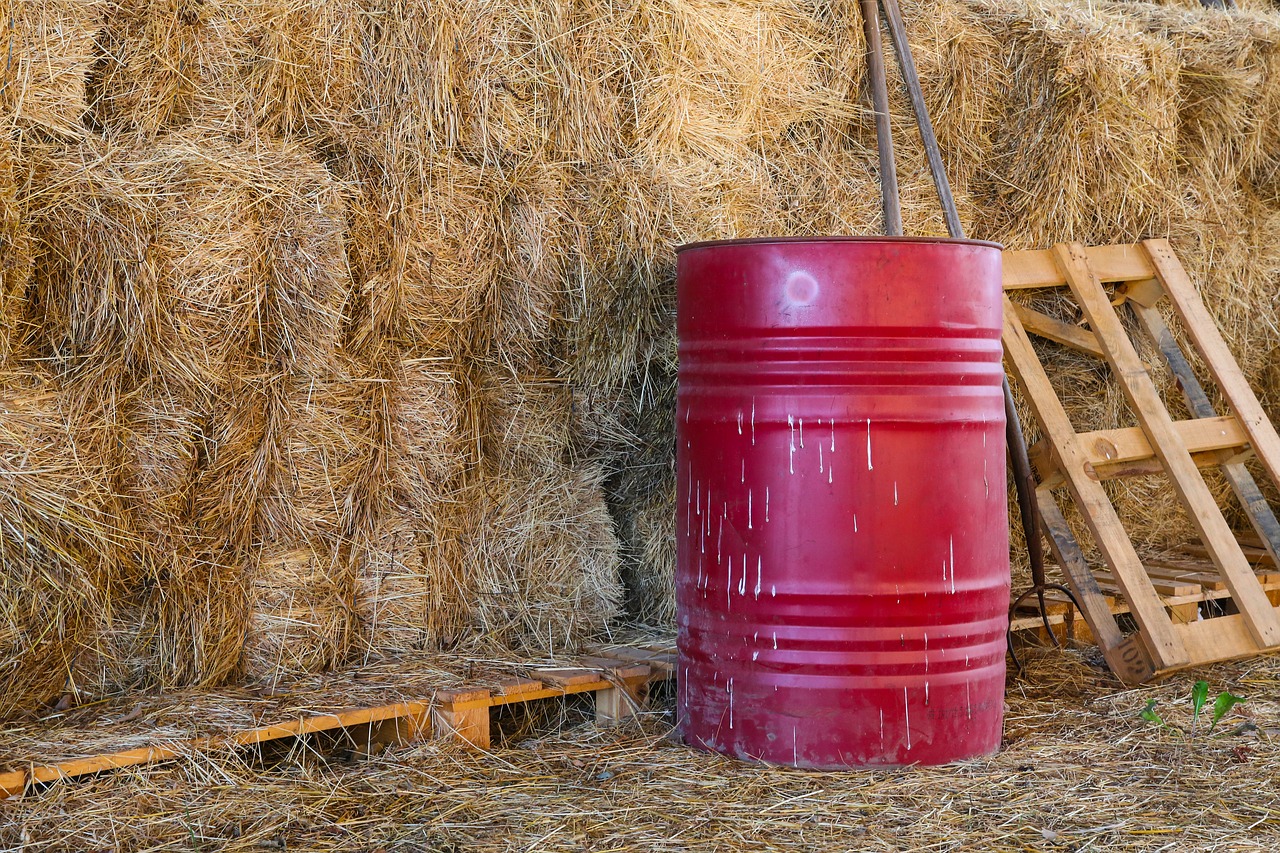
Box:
3 0 1280 710
20 133 359 695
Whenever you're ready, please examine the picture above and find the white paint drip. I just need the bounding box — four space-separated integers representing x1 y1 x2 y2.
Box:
819 443 824 473
696 480 701 515
752 651 759 661
788 415 796 474
737 560 747 596
866 419 874 470
950 535 957 594
717 517 724 561
895 584 900 605
853 514 858 533
830 420 836 452
904 687 912 751
894 481 898 506
772 632 777 649
754 557 762 599
770 584 776 597
798 418 804 448
880 709 885 749
726 555 733 608
793 726 799 767
925 681 930 705
765 488 770 522
924 633 929 673
728 677 734 729
737 411 743 435
828 464 833 485
966 682 972 719
741 459 745 484
748 490 753 529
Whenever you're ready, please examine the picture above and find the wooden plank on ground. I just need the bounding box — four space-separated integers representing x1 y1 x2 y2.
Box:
532 668 602 687
1056 242 1280 651
1005 299 1186 668
1143 239 1280 491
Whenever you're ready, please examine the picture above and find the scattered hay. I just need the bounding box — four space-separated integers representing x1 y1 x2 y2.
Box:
4 646 1280 850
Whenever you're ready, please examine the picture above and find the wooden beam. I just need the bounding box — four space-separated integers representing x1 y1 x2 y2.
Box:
1003 302 1187 667
1056 242 1280 649
1034 485 1156 684
1143 239 1280 493
1004 244 1154 290
1174 612 1280 669
1031 416 1249 482
1010 303 1105 357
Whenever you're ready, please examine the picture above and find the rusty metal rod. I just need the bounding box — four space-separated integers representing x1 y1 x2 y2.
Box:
877 0 962 239
860 0 902 236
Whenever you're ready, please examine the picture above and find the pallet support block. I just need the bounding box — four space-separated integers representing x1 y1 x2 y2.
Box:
431 688 493 749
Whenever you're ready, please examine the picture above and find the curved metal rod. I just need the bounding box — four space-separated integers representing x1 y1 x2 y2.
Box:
1007 583 1086 676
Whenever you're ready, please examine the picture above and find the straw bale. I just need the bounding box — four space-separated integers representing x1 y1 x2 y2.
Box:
952 0 1182 248
88 0 227 136
242 542 356 682
1129 5 1280 186
0 0 102 139
455 0 627 164
0 367 116 718
458 462 623 655
355 505 468 656
26 133 349 391
91 0 365 140
257 373 364 546
625 0 850 164
562 159 678 400
387 356 464 496
343 155 503 357
0 138 31 362
472 363 573 475
117 378 202 540
616 480 676 625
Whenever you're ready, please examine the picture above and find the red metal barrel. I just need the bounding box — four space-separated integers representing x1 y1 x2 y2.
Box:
675 237 1008 768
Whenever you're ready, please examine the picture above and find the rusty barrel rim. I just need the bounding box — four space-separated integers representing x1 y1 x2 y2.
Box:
676 235 1003 253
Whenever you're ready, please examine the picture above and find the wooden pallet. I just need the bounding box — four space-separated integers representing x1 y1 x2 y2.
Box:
0 644 675 800
1010 544 1280 639
1003 240 1280 684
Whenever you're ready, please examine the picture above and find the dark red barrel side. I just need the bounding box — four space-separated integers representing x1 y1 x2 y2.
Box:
675 237 1008 768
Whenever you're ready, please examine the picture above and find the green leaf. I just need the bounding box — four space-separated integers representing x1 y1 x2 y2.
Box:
1209 692 1244 732
1139 698 1165 728
1191 680 1209 729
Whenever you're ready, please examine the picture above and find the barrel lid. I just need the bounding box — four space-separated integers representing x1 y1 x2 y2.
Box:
676 235 1003 253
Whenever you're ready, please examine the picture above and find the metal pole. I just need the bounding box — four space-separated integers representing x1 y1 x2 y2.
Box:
860 0 902 236
876 0 1049 611
878 0 962 239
